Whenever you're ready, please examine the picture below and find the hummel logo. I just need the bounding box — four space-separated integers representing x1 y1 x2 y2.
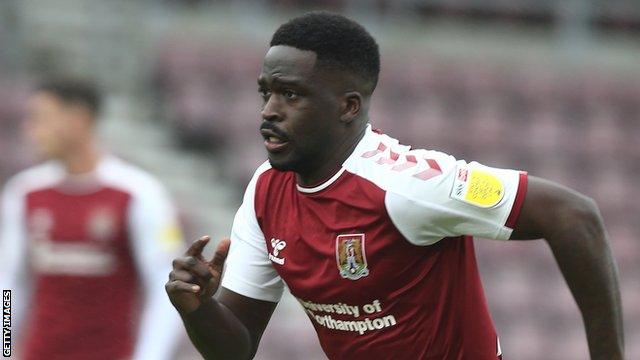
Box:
269 238 286 265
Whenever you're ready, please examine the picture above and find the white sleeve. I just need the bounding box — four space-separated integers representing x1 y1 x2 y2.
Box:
0 179 29 334
128 178 185 360
383 150 527 245
221 164 284 303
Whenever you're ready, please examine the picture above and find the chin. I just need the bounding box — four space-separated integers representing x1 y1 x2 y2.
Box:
268 157 295 172
268 151 307 172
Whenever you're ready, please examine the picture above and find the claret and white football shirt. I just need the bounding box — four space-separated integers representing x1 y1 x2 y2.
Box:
222 125 527 359
0 156 183 360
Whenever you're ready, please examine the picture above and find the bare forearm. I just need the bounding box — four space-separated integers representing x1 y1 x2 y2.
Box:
545 206 624 359
509 177 624 358
181 298 253 360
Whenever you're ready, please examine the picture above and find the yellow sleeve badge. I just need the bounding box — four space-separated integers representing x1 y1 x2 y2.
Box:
450 166 505 208
158 223 183 252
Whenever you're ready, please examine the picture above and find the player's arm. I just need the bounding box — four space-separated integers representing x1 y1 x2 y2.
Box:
166 237 277 360
509 176 624 360
381 152 623 359
0 179 29 335
128 180 185 360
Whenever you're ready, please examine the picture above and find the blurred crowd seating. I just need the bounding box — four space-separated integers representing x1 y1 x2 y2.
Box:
414 0 640 29
174 0 640 31
153 41 640 358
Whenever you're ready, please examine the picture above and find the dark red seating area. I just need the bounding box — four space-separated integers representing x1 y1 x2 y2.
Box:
172 1 640 31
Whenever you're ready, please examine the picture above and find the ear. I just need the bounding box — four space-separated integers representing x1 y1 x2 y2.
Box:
339 91 362 124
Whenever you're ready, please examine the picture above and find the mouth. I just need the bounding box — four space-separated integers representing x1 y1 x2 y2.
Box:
260 129 290 153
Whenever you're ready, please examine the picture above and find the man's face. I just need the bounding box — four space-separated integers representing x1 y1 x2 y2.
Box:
24 92 89 160
257 45 342 173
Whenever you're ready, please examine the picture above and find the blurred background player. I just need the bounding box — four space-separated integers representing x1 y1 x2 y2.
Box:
0 78 184 360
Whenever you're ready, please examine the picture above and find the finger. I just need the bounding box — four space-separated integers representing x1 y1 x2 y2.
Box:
185 235 211 257
169 269 196 283
166 280 200 293
208 238 231 273
173 257 213 280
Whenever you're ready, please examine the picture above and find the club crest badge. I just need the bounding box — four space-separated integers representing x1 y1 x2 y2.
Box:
29 208 54 242
336 233 369 280
88 207 117 242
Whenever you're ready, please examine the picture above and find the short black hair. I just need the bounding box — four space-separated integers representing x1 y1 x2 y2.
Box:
37 78 101 118
270 11 380 95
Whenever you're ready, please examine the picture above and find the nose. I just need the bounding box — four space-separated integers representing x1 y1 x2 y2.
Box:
260 94 282 122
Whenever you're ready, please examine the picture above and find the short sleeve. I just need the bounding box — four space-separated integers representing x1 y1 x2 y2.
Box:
128 177 184 269
0 178 28 293
1 173 44 334
126 176 184 360
384 150 527 245
221 164 284 302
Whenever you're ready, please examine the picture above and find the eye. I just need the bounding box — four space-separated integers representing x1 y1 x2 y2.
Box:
258 88 271 100
283 90 298 100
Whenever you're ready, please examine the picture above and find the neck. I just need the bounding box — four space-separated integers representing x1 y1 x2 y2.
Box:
60 141 102 175
296 124 367 187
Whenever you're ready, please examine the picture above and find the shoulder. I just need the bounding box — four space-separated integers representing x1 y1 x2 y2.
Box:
251 161 273 185
2 162 64 197
243 160 274 203
344 130 457 194
97 156 169 200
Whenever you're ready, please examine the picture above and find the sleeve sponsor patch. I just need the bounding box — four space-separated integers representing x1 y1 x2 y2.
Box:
450 166 505 208
158 223 183 251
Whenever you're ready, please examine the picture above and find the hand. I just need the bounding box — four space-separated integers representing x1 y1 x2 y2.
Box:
165 236 231 314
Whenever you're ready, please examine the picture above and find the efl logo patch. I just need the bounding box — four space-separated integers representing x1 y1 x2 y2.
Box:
450 166 504 208
336 234 369 280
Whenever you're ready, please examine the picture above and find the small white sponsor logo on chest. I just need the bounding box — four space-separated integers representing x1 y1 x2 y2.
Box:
269 238 286 265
